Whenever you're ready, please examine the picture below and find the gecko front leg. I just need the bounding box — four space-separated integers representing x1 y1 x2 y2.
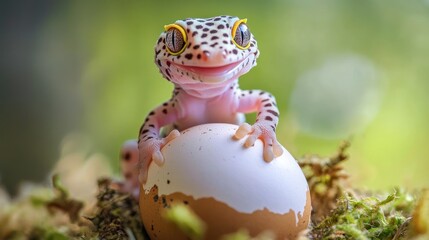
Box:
138 101 180 184
234 90 283 162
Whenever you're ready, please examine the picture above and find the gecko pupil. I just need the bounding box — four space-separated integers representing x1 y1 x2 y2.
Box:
234 23 251 48
166 28 185 53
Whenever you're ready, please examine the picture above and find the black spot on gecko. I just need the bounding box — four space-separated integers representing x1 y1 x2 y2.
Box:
153 195 159 202
267 109 279 117
185 53 193 60
142 129 149 134
201 33 208 38
265 116 273 121
211 36 219 40
162 109 168 114
193 45 200 49
192 31 198 37
203 28 209 32
261 99 270 102
232 49 238 55
210 29 217 34
196 25 203 29
197 54 201 59
183 200 189 205
259 91 266 95
165 69 172 78
264 103 273 107
217 24 225 29
163 102 168 106
149 111 155 116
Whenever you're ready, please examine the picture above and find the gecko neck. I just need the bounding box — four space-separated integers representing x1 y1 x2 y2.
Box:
176 78 238 99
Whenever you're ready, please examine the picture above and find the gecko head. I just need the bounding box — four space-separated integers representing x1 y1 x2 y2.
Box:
154 16 260 85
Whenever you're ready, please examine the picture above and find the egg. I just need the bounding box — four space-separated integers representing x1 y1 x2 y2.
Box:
140 123 311 240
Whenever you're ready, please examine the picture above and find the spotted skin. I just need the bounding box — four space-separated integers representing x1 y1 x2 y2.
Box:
121 16 282 190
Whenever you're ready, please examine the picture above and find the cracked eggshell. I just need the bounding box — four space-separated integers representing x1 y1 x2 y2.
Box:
140 123 311 240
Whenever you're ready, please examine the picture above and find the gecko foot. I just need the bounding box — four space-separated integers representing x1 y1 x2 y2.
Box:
138 129 180 184
234 122 283 162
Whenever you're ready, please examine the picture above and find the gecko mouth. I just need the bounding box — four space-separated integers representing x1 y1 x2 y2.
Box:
169 58 246 81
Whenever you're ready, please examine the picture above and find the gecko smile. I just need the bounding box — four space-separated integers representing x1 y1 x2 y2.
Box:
170 59 244 77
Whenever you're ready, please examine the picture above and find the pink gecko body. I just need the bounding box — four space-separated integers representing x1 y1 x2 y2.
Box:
120 16 283 197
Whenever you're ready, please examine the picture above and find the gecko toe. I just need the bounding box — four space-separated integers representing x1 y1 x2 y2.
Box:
234 123 252 139
273 142 283 157
153 151 165 166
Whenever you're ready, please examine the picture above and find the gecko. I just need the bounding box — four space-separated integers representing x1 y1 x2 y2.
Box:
120 16 283 195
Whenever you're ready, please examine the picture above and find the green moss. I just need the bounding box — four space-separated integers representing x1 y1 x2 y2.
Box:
308 190 414 239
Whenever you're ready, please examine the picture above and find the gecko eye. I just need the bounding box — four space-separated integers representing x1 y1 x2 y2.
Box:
164 24 188 55
232 19 251 50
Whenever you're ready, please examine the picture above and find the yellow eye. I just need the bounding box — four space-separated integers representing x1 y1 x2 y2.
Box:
232 19 251 50
164 24 188 55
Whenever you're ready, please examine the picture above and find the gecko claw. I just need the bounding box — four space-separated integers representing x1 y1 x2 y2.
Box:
244 134 258 147
273 142 283 157
234 123 252 139
153 151 164 166
263 148 275 162
165 129 180 142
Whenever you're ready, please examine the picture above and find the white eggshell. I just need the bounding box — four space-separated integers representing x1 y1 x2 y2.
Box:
143 123 309 219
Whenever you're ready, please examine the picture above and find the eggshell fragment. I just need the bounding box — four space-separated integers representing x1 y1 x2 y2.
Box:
140 123 311 240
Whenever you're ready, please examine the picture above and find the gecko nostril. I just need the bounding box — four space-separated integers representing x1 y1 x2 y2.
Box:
202 50 210 61
222 49 228 58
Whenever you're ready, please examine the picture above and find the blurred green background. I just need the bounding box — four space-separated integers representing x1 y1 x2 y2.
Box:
1 0 428 194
